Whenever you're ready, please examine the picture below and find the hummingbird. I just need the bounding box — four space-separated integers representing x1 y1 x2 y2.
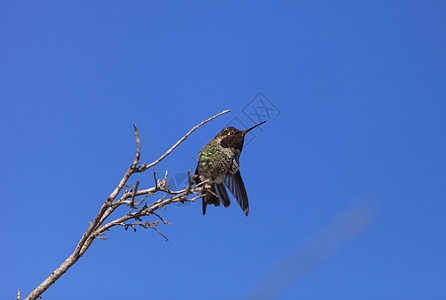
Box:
194 121 266 216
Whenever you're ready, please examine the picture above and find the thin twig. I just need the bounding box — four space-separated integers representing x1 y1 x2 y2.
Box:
150 225 169 242
130 181 140 208
152 212 171 225
153 169 158 188
140 110 230 171
132 123 141 169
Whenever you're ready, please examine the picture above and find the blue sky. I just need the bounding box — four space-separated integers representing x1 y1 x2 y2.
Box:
1 1 445 299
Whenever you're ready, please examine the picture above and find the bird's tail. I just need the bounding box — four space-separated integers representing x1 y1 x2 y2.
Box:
194 168 220 215
201 185 220 215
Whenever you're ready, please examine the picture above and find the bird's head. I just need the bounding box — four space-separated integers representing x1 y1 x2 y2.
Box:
217 121 266 150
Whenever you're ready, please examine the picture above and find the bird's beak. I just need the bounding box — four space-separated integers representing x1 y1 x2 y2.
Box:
242 121 266 136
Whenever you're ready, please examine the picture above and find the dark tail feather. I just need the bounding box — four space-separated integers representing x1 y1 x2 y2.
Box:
203 185 220 215
195 167 208 215
214 183 230 207
195 167 221 215
202 197 207 215
200 184 220 215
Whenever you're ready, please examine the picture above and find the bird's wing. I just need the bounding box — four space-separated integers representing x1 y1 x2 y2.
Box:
224 170 249 216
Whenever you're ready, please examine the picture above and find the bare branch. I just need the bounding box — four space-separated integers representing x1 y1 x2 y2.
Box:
140 110 230 171
23 110 229 300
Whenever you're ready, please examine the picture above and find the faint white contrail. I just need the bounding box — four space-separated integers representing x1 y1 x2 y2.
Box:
244 202 377 300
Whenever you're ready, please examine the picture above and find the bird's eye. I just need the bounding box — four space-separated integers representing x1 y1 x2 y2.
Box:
228 131 235 135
